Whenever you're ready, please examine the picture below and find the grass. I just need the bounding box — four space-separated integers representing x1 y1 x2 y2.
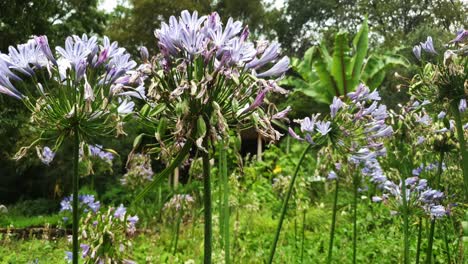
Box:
0 189 455 263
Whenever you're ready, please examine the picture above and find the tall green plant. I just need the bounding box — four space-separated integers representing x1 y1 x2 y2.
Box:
282 19 408 104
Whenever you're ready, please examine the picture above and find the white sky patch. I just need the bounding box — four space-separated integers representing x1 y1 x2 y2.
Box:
99 0 119 13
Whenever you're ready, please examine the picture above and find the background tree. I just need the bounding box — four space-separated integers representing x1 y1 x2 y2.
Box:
269 0 467 55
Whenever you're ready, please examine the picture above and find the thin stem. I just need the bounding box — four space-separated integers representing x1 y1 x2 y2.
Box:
352 173 359 264
402 174 409 264
268 145 312 264
220 141 230 264
426 220 436 264
173 208 182 254
202 135 212 264
425 150 445 264
300 210 306 263
327 179 339 264
72 125 79 264
451 101 468 201
443 222 451 264
416 218 423 264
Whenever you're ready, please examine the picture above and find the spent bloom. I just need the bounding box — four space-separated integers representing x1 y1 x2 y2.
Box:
140 10 290 160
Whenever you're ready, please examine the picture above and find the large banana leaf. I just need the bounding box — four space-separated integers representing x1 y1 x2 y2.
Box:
330 31 352 96
350 18 368 90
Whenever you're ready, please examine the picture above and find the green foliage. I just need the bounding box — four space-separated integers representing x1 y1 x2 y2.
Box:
0 0 106 52
283 20 408 105
270 0 467 54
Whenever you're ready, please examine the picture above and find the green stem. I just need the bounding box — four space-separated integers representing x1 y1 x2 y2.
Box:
451 101 468 201
300 210 306 263
352 173 359 264
327 179 339 264
426 220 436 264
72 125 79 264
425 150 445 264
402 174 409 264
268 144 312 264
202 136 212 264
134 140 193 203
220 141 230 264
416 218 423 264
443 222 451 264
173 208 182 254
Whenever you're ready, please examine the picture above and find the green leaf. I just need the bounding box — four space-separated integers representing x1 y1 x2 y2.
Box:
330 31 352 96
350 18 368 90
314 47 338 101
133 133 144 148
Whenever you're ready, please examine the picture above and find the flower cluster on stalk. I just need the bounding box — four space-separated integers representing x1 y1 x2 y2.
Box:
162 194 195 222
373 176 449 219
138 10 290 159
60 196 138 263
289 84 392 184
120 153 154 189
0 34 144 158
410 31 467 115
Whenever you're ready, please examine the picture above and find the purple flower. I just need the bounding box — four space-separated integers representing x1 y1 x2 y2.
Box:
416 113 432 126
288 127 303 141
372 105 388 120
246 42 280 69
416 136 425 145
420 36 437 54
114 204 126 219
34 35 57 65
80 244 90 258
60 197 72 212
330 97 343 118
327 170 338 180
459 99 466 112
372 125 393 138
429 205 446 219
88 201 100 213
437 111 446 119
65 251 73 262
75 59 87 82
372 196 383 202
56 36 90 66
315 121 331 136
128 215 139 226
256 56 290 78
117 99 135 115
0 84 23 100
405 177 418 187
38 146 55 165
300 116 316 132
416 179 427 191
272 106 291 120
449 29 467 43
413 45 421 60
241 89 267 114
139 46 149 62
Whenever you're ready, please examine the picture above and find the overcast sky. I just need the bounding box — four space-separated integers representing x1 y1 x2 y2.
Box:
99 0 285 13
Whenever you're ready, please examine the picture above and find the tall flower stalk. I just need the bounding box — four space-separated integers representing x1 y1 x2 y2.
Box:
287 84 392 263
0 34 142 262
268 144 312 263
134 10 290 263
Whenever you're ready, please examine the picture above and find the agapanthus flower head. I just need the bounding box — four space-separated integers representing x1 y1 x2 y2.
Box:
1 35 144 159
290 87 391 174
141 10 290 158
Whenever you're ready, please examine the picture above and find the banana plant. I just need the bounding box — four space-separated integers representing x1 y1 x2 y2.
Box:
282 18 408 104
